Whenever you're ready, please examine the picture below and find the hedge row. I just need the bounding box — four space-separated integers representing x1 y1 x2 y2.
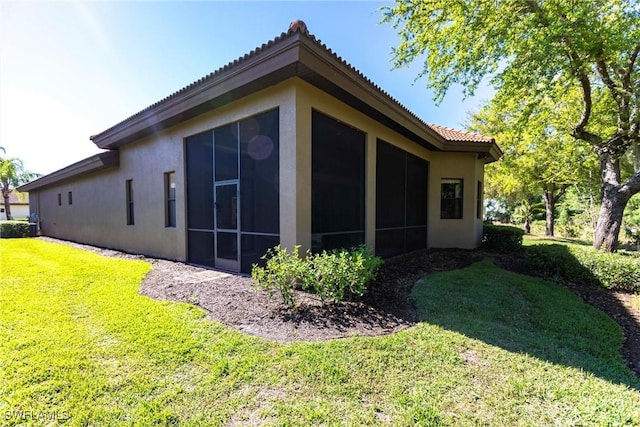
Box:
482 224 524 252
0 221 31 238
524 244 640 293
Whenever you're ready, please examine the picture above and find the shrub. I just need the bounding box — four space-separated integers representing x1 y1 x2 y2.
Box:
251 245 312 308
524 244 597 285
308 245 382 305
252 245 382 308
524 244 640 293
570 247 640 293
0 221 30 238
482 224 524 253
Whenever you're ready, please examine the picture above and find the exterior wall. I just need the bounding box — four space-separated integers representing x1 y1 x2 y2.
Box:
428 152 485 249
30 131 185 260
1 204 29 220
30 80 298 261
28 76 488 262
293 79 486 251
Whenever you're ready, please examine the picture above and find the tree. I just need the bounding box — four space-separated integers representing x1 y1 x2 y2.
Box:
470 91 598 237
382 0 640 251
0 156 37 220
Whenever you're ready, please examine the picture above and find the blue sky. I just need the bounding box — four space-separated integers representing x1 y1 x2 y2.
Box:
1 1 492 175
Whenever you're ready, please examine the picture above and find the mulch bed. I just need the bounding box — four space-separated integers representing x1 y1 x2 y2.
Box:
38 237 640 377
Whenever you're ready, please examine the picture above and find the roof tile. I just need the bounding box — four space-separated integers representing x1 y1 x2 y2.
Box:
429 124 494 143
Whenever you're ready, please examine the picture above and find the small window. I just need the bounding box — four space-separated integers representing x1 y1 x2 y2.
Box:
441 178 463 219
68 191 73 205
476 181 483 219
165 172 176 227
126 179 134 225
58 193 62 206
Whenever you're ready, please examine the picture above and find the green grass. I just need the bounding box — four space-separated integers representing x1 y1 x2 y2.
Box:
1 239 639 425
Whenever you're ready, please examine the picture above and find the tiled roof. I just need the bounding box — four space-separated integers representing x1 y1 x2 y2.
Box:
429 124 494 143
92 21 440 144
91 19 499 157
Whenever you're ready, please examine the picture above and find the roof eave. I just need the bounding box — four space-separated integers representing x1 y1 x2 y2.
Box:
17 151 120 192
91 33 303 149
89 30 452 152
441 140 503 163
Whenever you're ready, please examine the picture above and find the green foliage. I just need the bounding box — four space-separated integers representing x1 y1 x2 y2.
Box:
252 245 382 307
524 243 640 293
382 0 640 250
511 199 544 225
482 224 524 252
0 220 30 238
251 245 312 308
623 196 640 247
308 246 382 305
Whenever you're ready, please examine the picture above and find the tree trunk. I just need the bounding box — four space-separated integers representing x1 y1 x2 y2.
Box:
543 191 555 237
2 184 12 221
593 188 629 251
593 154 638 252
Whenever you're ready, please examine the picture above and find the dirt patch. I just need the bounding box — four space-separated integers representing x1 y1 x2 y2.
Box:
37 237 476 342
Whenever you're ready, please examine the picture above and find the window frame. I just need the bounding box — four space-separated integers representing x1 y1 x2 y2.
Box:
126 179 134 225
476 181 483 220
440 178 464 220
68 191 73 205
165 171 176 228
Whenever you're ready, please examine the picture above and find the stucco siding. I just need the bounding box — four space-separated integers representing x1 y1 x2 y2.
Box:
294 79 485 251
428 152 485 249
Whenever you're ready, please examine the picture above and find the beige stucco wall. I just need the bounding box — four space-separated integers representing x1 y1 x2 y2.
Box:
30 77 487 262
30 130 185 260
292 79 486 251
427 152 485 249
30 80 298 261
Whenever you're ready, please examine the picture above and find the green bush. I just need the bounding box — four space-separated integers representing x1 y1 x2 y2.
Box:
524 244 640 293
252 245 382 308
482 224 524 252
0 221 30 238
251 245 312 308
308 245 383 305
571 247 640 292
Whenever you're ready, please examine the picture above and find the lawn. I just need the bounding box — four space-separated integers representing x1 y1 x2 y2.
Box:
1 239 639 426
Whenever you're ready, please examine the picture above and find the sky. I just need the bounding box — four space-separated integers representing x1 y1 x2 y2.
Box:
0 0 493 176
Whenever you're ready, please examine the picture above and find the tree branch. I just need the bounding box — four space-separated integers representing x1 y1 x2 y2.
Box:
572 70 597 142
596 60 620 103
623 43 640 86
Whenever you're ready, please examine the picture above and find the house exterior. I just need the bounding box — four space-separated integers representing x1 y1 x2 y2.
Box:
19 21 501 273
1 192 30 220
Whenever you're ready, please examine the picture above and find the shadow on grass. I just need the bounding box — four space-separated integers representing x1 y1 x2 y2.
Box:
413 254 640 391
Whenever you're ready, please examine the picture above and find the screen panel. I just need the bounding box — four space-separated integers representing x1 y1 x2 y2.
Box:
186 131 214 230
311 111 365 251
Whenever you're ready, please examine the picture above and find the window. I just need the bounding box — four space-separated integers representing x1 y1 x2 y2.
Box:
477 181 483 219
311 110 365 252
126 179 134 225
68 191 73 205
375 140 428 258
441 178 463 219
58 193 62 206
165 172 176 227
